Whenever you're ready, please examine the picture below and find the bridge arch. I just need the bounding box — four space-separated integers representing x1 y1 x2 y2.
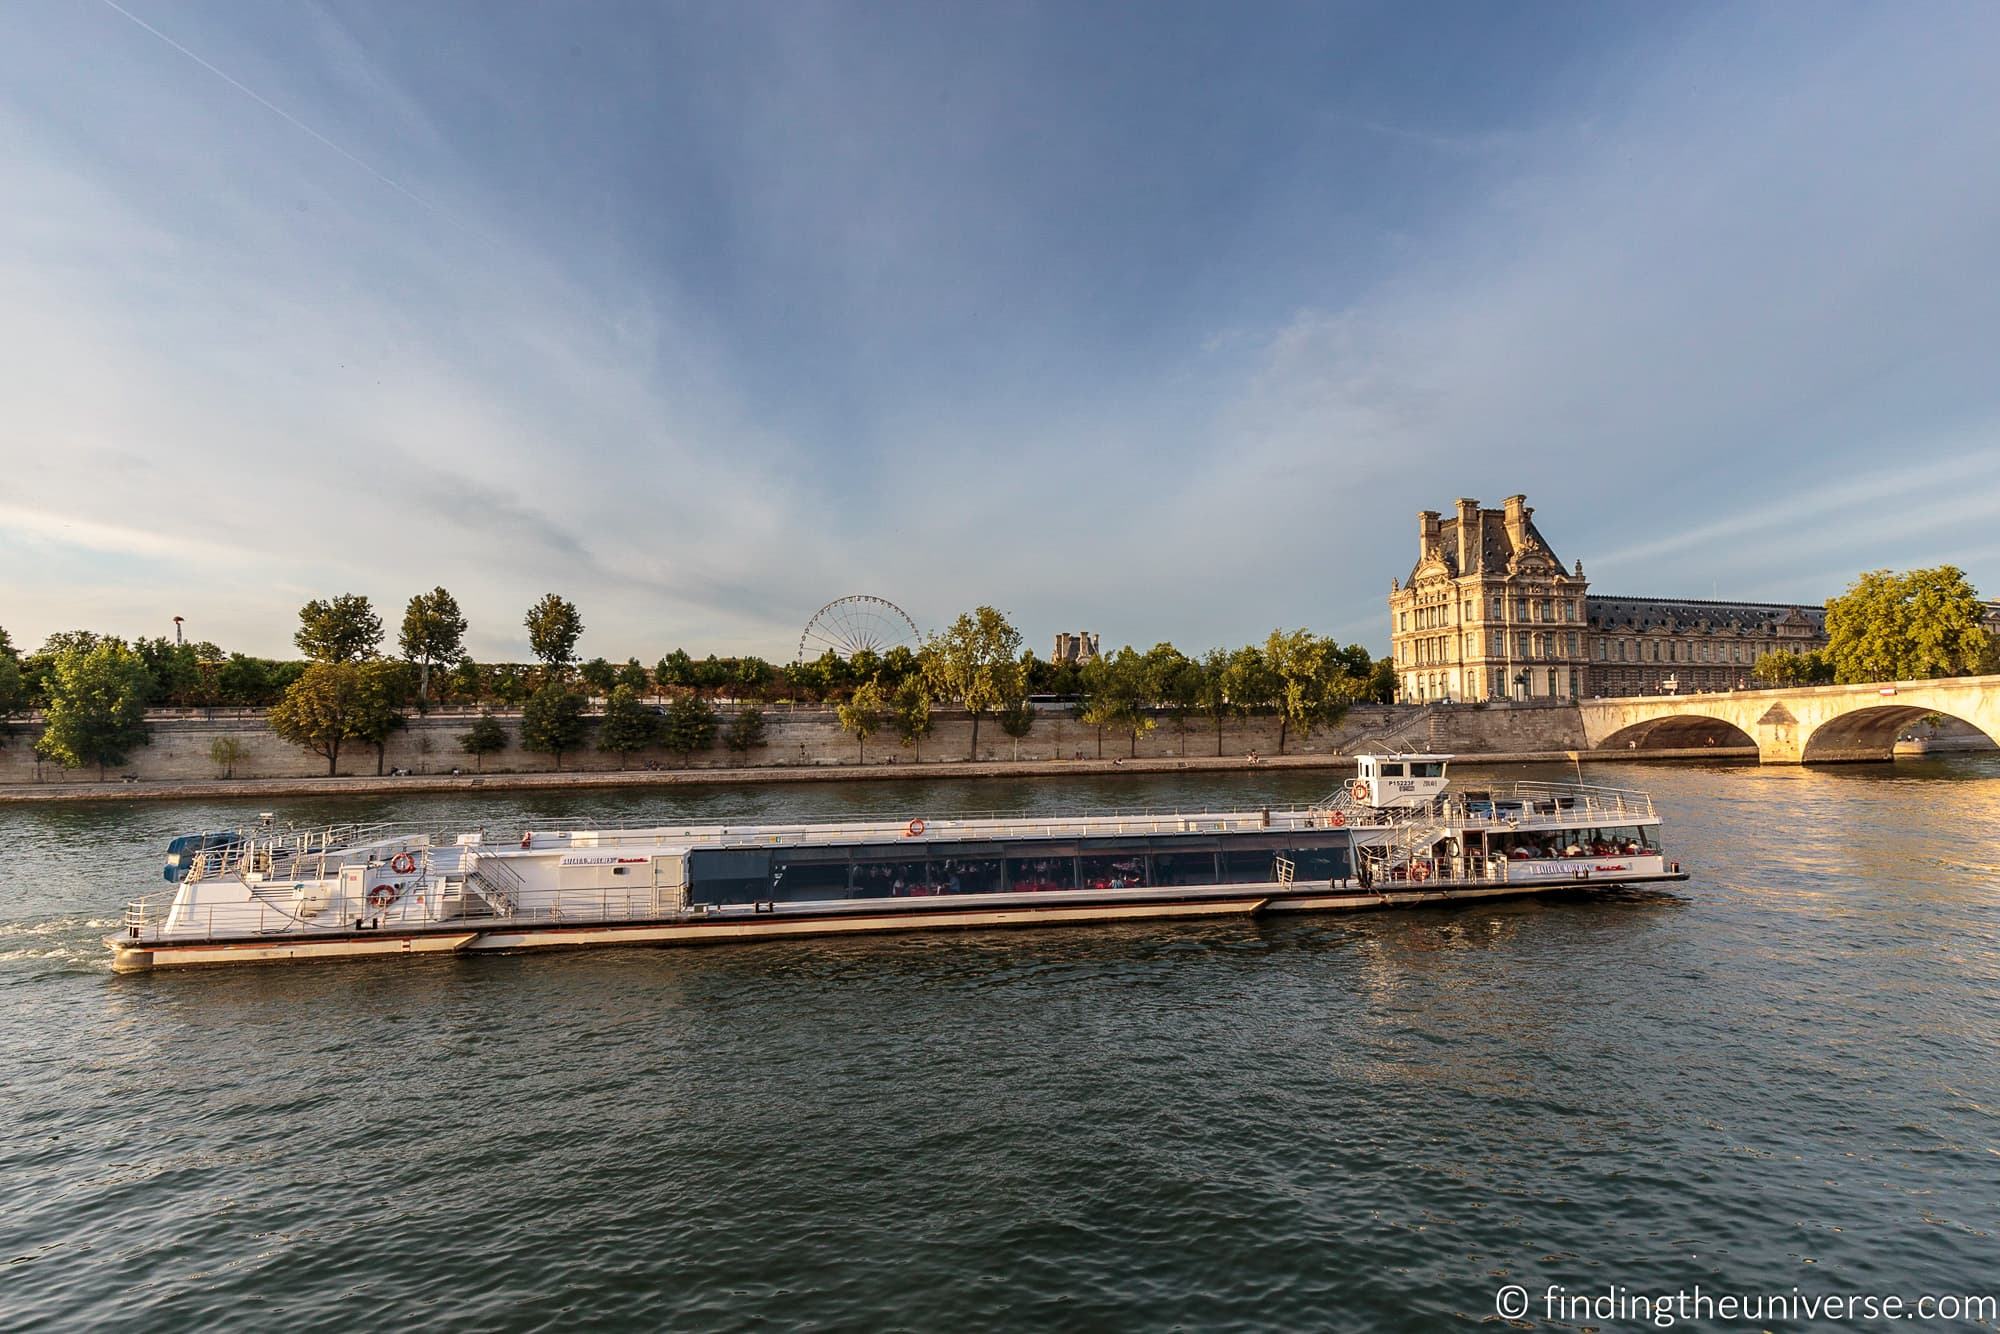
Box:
1800 705 1999 763
1595 713 1757 752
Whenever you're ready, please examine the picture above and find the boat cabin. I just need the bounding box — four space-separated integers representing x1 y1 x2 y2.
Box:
1351 753 1452 810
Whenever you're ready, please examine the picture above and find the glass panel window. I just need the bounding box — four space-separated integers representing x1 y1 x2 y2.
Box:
1079 853 1148 890
1153 850 1217 886
1005 854 1073 893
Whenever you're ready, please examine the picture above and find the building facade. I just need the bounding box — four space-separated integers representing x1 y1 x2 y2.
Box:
1389 495 1829 701
1051 631 1101 665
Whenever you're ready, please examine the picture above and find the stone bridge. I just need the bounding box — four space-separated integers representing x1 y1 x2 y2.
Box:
1578 675 2000 763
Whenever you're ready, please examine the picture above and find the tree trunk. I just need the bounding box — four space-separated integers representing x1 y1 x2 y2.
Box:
1215 718 1225 756
1277 718 1289 755
1095 727 1104 759
326 744 338 777
376 742 386 776
1129 730 1138 757
969 710 981 760
419 660 431 703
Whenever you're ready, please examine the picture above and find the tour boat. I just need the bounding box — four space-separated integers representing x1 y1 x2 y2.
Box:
108 755 1687 972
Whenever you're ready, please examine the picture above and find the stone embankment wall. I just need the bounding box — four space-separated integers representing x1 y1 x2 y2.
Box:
0 700 1595 787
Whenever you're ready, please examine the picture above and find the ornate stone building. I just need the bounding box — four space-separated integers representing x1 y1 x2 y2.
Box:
1389 496 1590 704
1389 495 1830 701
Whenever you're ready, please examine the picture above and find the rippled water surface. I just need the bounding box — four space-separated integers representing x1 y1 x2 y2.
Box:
5 759 1999 1331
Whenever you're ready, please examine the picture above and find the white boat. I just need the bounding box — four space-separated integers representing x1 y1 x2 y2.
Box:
108 755 1687 972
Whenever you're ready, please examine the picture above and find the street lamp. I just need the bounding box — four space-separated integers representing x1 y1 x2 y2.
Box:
172 615 184 647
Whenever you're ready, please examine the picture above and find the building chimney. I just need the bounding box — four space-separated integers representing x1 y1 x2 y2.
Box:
1455 498 1478 573
1418 510 1440 559
1503 494 1528 552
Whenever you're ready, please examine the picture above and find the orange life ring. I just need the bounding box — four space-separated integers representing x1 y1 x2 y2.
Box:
1409 863 1430 883
390 852 416 875
906 818 926 838
367 883 399 910
1348 779 1370 800
1329 811 1346 828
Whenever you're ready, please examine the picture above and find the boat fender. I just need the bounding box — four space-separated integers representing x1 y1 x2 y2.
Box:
906 818 926 838
390 852 416 875
367 883 399 910
520 832 533 850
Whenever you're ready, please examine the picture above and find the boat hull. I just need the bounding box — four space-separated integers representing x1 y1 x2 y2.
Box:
108 872 1688 972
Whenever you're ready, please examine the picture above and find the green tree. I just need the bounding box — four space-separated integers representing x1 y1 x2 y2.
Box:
459 711 508 771
1752 648 1834 686
443 658 485 707
1220 645 1278 748
879 645 920 690
892 678 934 761
1075 655 1119 759
37 641 154 779
1104 647 1157 757
996 695 1036 760
489 664 534 709
617 658 652 694
661 694 718 762
399 586 468 703
217 653 277 707
580 657 619 696
654 649 695 691
267 662 379 776
295 594 383 663
208 736 244 779
1144 642 1203 755
837 680 885 762
1263 628 1356 754
520 682 588 770
723 705 767 761
524 594 584 676
355 661 414 775
597 684 662 764
1823 567 1989 683
132 636 205 706
735 656 774 700
920 606 1024 759
1197 648 1232 755
0 645 25 745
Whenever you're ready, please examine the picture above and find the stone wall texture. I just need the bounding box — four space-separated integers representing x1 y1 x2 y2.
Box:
0 700 1596 787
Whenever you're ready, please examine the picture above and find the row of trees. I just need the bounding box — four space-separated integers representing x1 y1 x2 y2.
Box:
1751 567 1997 686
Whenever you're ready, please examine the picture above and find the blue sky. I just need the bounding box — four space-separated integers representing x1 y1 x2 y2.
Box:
3 1 1998 662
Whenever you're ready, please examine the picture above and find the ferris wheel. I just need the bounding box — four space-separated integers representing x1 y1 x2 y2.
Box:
797 595 921 664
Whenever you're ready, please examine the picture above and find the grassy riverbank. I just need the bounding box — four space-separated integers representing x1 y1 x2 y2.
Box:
0 746 1757 803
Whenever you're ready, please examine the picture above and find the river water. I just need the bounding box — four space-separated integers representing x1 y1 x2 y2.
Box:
4 758 1998 1331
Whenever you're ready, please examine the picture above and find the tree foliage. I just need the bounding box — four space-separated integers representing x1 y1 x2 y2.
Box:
295 594 383 664
37 641 154 777
1751 648 1834 686
520 683 588 769
892 679 934 761
267 662 400 776
837 680 885 761
1823 567 1989 683
459 711 508 771
597 685 662 762
724 705 767 758
1263 628 1358 754
920 606 1023 759
661 694 718 761
400 587 468 700
525 594 584 673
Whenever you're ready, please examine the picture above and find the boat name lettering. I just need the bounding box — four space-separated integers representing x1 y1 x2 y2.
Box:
558 854 652 866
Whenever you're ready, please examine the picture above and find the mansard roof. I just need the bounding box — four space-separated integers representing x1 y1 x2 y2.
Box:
1586 595 1827 634
1407 508 1567 585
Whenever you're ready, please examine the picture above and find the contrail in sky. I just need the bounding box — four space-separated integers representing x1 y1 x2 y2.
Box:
95 0 437 212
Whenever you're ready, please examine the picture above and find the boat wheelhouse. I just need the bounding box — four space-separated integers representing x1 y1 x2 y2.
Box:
109 756 1686 972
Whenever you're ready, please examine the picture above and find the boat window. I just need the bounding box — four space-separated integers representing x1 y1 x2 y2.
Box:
1283 846 1352 881
1219 849 1278 883
1378 762 1406 778
1152 851 1218 886
1006 854 1073 893
687 848 772 904
1410 761 1445 778
770 855 853 902
936 856 1003 895
849 856 943 897
1079 853 1147 890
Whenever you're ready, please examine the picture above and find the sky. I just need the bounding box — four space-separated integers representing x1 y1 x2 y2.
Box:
3 1 1998 664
